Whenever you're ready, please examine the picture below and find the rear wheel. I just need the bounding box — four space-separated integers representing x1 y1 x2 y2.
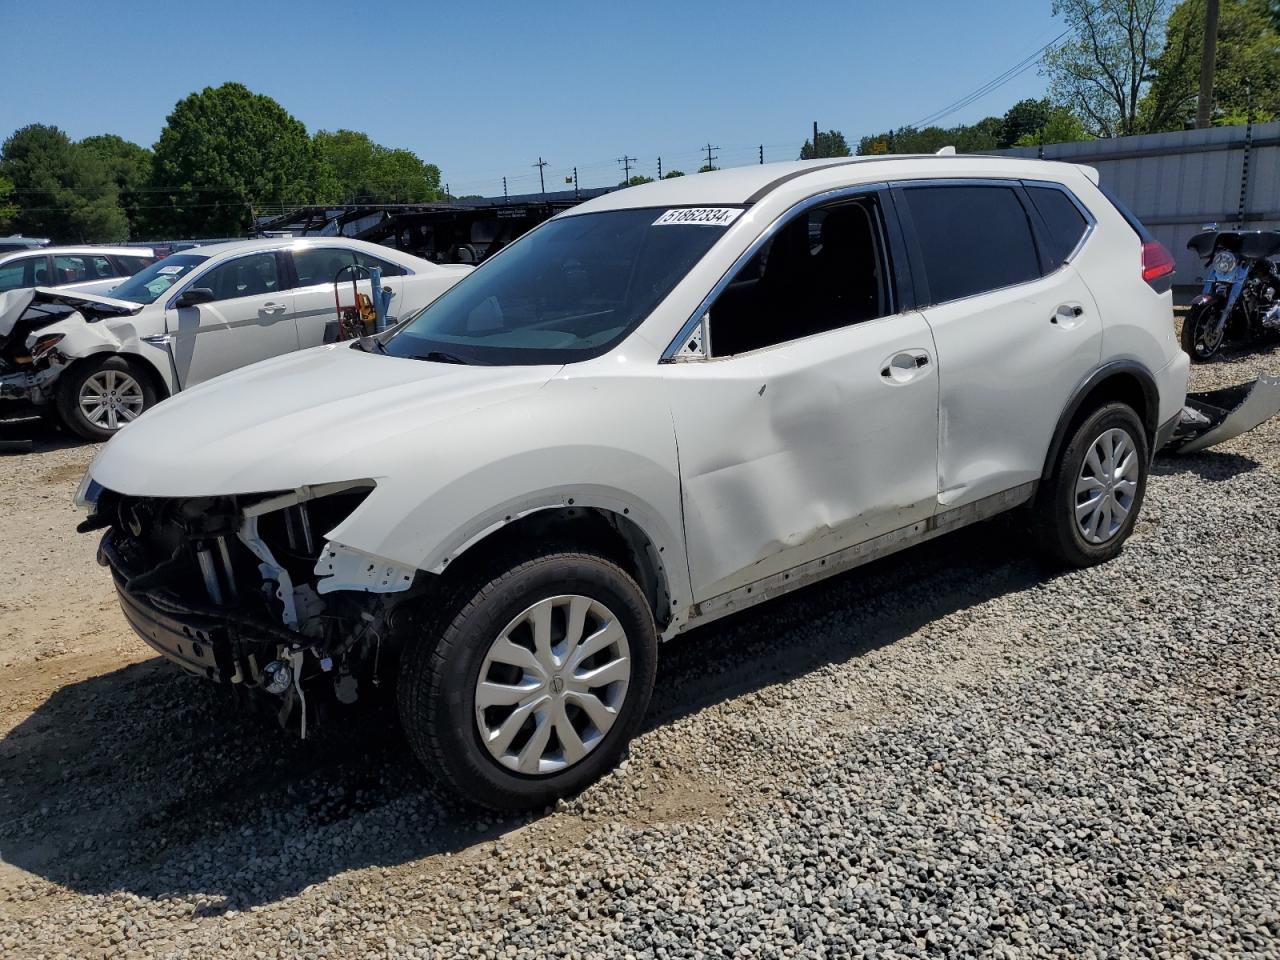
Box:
1181 300 1226 361
397 550 657 811
55 355 157 441
1034 402 1149 568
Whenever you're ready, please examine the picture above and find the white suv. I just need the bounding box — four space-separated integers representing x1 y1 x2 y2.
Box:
78 155 1192 810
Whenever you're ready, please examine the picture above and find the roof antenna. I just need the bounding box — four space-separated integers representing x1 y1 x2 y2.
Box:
935 145 956 155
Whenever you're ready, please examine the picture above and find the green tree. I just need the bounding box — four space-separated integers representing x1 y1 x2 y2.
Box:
1014 105 1095 145
799 129 852 159
313 129 443 203
0 124 127 242
662 170 685 178
621 174 655 186
0 173 15 230
1000 99 1052 146
79 134 153 238
1043 0 1191 137
697 163 718 172
149 83 316 236
1140 0 1280 129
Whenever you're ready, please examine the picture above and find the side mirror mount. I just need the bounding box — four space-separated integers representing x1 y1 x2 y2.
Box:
175 287 215 308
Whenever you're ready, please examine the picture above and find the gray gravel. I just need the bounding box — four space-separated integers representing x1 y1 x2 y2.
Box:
2 341 1279 959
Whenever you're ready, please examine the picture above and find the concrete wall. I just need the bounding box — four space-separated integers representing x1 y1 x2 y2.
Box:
1000 122 1280 288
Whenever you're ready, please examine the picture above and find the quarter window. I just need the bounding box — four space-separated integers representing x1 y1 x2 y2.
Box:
707 197 891 356
901 185 1040 304
1025 185 1089 267
198 253 282 302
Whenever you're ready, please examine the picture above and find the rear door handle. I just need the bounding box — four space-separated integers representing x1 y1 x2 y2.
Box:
1051 303 1084 325
881 349 932 383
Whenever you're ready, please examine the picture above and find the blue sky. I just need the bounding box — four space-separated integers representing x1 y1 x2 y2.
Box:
2 0 1060 195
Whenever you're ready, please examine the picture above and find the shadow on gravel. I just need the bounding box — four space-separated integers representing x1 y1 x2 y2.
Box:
1152 449 1259 482
0 411 87 454
0 515 1049 908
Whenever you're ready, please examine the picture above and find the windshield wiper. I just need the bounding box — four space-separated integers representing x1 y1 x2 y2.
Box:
414 350 471 365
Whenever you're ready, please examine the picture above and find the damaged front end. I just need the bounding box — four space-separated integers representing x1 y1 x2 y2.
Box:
0 287 143 409
1164 376 1280 454
80 479 423 736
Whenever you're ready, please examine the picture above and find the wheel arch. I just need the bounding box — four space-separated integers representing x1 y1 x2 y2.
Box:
1041 361 1158 483
56 348 172 401
432 503 682 633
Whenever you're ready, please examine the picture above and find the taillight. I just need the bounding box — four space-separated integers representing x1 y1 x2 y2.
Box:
1141 240 1175 290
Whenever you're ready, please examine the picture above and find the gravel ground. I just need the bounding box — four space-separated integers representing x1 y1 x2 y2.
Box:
2 337 1279 959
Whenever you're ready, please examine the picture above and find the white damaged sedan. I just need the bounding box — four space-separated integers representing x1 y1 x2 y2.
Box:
80 155 1225 809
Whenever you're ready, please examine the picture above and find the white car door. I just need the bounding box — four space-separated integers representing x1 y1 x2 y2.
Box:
165 251 299 388
895 182 1102 509
663 194 940 603
289 246 363 348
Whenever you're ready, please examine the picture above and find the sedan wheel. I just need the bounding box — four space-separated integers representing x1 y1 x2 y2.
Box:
1074 427 1141 544
78 369 145 431
475 594 631 775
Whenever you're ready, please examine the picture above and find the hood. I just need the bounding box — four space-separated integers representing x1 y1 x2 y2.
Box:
88 343 561 497
0 286 142 338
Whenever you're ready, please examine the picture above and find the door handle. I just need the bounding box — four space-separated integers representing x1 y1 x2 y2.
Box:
1051 304 1084 325
881 350 931 384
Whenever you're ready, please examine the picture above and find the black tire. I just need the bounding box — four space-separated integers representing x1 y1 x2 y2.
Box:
55 355 158 441
1034 402 1150 568
397 550 657 811
1181 300 1225 362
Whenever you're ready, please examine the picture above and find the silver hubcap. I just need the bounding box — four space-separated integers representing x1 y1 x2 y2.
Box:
78 369 144 430
475 594 631 775
1075 427 1140 544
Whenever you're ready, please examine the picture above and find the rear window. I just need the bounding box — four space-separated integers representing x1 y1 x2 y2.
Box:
901 184 1041 305
1025 185 1090 267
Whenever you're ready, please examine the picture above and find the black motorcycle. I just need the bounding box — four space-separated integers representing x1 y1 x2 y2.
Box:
1183 227 1280 361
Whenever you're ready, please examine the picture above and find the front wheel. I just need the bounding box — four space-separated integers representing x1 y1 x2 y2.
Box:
397 550 658 811
1181 300 1227 362
1034 402 1150 568
55 355 158 441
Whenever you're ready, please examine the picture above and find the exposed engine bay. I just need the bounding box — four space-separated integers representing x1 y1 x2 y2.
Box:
81 480 423 736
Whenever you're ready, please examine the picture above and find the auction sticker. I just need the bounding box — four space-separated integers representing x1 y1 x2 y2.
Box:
653 207 744 227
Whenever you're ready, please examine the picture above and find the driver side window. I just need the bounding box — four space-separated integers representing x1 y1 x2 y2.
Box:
708 196 892 356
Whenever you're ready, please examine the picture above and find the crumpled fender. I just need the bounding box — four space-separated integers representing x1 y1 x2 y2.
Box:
25 312 175 395
1165 376 1280 454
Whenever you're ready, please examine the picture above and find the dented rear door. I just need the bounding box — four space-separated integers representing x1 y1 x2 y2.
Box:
664 314 940 604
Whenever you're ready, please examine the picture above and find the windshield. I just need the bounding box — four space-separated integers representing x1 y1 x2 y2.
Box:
382 207 738 365
110 253 208 305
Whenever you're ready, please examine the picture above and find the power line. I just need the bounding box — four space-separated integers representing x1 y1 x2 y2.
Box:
907 30 1068 129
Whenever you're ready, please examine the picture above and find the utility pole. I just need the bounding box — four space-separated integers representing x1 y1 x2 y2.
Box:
617 155 636 183
1196 0 1220 128
758 144 764 164
657 157 663 179
502 177 508 203
533 157 548 197
703 142 719 170
813 120 820 158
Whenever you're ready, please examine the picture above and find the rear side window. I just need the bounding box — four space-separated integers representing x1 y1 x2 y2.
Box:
901 185 1040 305
357 250 406 278
293 247 357 287
116 255 155 274
1025 185 1089 267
